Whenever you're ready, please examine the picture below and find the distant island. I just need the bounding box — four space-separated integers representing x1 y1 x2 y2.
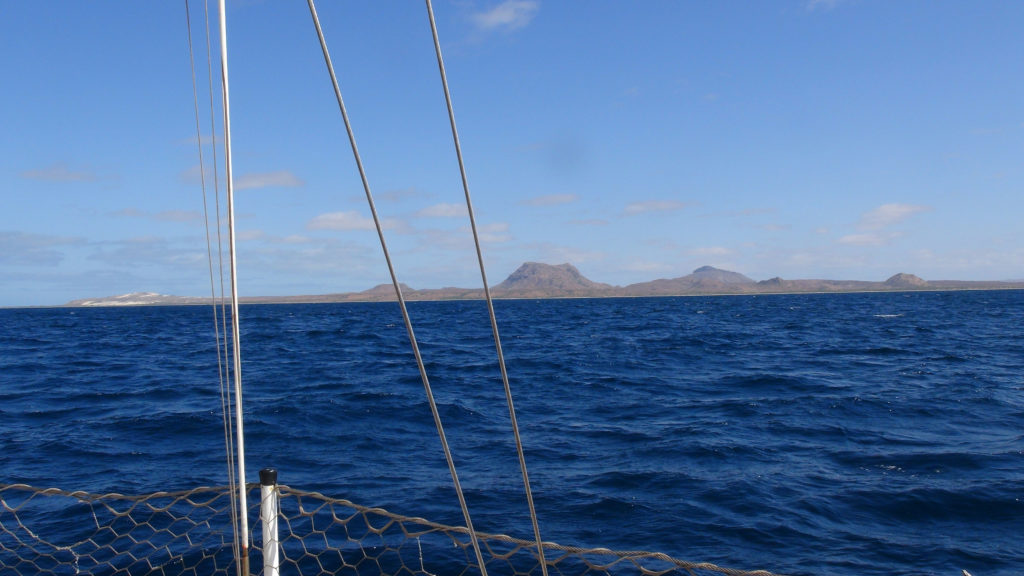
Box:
64 263 1024 306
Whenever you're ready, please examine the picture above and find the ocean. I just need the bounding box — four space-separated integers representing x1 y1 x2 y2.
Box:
1 290 1022 576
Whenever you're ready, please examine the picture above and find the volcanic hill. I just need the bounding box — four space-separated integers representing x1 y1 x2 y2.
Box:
64 263 1024 306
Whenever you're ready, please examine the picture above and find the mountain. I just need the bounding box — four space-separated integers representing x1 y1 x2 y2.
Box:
691 265 756 284
61 264 1024 306
623 266 756 296
884 273 928 288
493 262 613 298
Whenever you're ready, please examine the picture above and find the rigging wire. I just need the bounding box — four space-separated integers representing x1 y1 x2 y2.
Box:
199 0 239 538
199 0 238 518
184 1 242 573
423 2 549 574
199 0 235 481
303 2 489 575
214 0 250 574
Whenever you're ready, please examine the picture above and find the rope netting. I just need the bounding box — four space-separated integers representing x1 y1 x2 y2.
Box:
0 483 783 576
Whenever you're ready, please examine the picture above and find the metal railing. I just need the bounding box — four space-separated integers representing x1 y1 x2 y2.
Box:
1 477 783 576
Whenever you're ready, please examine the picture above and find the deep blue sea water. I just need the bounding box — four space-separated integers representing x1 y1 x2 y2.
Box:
1 291 1022 576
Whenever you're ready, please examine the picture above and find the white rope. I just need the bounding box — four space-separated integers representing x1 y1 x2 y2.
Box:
303 2 489 575
423 3 549 574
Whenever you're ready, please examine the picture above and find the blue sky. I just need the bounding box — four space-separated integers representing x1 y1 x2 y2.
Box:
2 1 1022 306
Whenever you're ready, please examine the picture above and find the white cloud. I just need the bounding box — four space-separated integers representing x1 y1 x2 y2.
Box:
476 222 511 243
20 163 98 182
235 171 304 190
624 200 688 215
858 203 930 230
522 193 578 206
472 1 539 31
307 211 375 231
418 203 468 218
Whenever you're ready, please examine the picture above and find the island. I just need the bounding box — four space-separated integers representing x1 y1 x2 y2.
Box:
65 263 1024 306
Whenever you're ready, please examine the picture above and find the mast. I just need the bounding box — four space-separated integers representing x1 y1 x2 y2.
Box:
217 1 250 574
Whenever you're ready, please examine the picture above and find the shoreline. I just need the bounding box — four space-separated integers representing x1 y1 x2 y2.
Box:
7 284 1023 310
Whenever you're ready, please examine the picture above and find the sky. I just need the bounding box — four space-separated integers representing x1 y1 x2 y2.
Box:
1 1 1022 306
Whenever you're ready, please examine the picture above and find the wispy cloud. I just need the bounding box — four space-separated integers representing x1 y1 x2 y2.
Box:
417 203 468 218
571 218 609 227
472 1 539 31
86 236 207 269
688 246 734 257
836 203 929 247
519 242 604 266
235 171 304 190
178 165 211 186
307 211 403 232
20 163 98 182
111 208 146 218
109 209 202 224
624 200 688 215
237 230 266 241
408 221 512 250
838 233 895 246
858 203 931 230
475 222 511 243
307 211 375 231
0 231 82 266
156 210 203 223
622 260 671 273
230 239 380 288
378 187 426 203
522 193 578 206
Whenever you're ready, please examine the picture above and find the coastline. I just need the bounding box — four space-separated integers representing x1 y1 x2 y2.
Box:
13 263 1024 308
8 284 1022 309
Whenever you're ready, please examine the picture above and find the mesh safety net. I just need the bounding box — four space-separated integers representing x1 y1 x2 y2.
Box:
0 483 783 576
